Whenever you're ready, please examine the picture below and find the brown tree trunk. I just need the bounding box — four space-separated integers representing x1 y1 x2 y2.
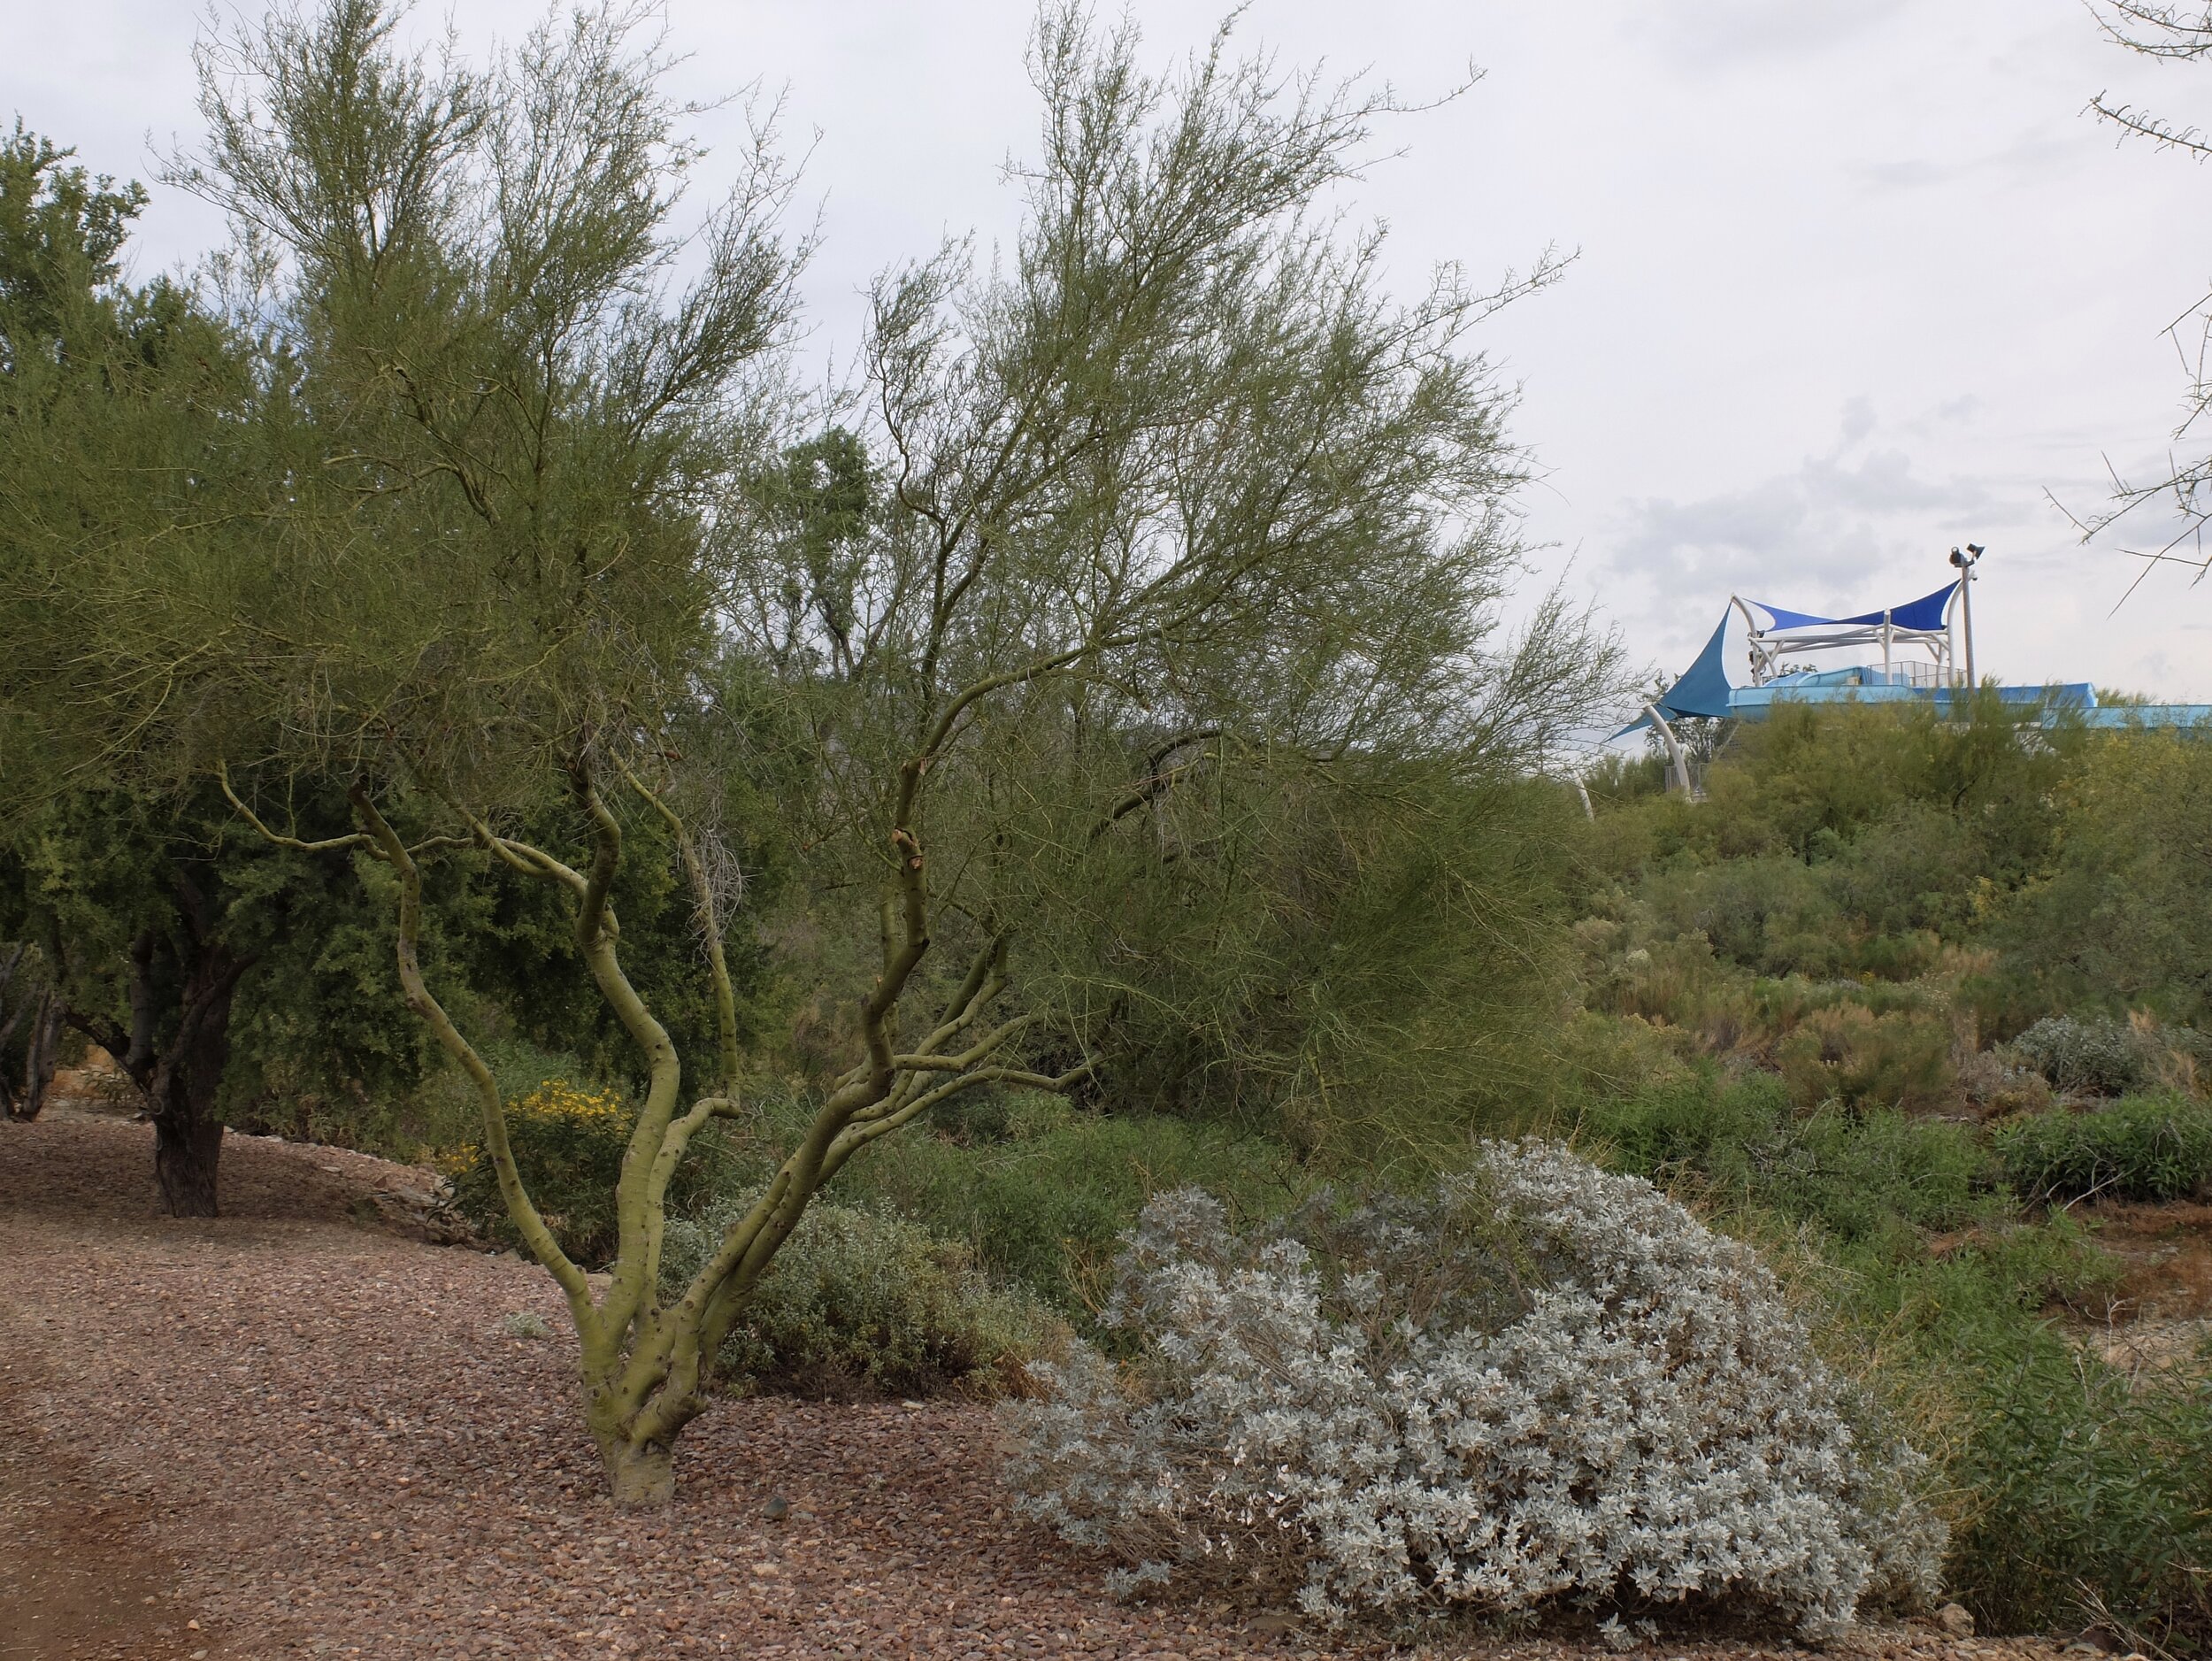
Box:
153 1107 223 1217
0 944 29 1120
14 989 64 1122
142 942 246 1220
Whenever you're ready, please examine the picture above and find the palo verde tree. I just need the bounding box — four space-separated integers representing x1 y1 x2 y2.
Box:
735 17 1613 1167
21 0 1603 1505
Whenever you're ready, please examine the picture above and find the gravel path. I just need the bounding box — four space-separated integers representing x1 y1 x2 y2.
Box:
0 1107 2077 1661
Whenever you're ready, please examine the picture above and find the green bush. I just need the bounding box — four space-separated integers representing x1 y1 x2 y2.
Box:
2007 1014 2154 1097
1821 800 1978 940
443 1077 637 1264
1992 731 2212 1027
1948 1329 2212 1651
1577 1067 1793 1181
1993 1093 2212 1203
1648 851 1836 975
660 1200 1063 1399
1751 973 1945 1028
1775 1003 1956 1112
713 1094 1310 1316
1577 1069 1995 1249
1594 931 1739 1035
440 1044 729 1265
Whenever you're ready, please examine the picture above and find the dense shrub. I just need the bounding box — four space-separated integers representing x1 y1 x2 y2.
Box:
1776 1004 1955 1112
1992 1093 2212 1203
1752 973 1946 1028
1648 853 1835 976
1993 731 2212 1027
661 1200 1062 1400
445 1078 642 1265
1594 932 1752 1044
719 1094 1308 1314
1821 801 1978 940
2006 1015 2155 1096
1005 1142 1942 1636
1578 1070 1994 1249
1948 1330 2212 1651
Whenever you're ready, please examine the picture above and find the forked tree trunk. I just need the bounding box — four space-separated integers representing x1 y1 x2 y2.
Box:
598 1434 675 1506
0 948 60 1121
14 989 64 1121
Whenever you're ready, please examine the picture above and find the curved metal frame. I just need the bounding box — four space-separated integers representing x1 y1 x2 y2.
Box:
1732 590 1961 688
1643 702 1695 797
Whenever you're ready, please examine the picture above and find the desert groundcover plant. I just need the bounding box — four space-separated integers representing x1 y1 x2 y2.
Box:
1004 1140 1944 1637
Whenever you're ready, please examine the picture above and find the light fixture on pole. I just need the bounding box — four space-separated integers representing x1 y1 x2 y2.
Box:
1947 543 1983 688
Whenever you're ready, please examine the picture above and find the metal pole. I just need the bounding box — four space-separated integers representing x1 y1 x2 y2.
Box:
1961 564 1975 687
1949 545 1980 689
1645 704 1693 797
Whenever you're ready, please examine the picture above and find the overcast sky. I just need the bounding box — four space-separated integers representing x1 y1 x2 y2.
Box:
12 0 2212 708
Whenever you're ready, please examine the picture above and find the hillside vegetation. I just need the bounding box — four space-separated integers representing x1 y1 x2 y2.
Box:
411 697 2212 1643
1562 702 2212 1649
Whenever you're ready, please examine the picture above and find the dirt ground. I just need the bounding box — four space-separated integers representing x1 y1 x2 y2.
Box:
0 1103 2085 1661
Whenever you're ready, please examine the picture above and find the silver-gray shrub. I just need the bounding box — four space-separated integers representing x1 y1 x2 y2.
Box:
2008 1015 2156 1096
1002 1140 1942 1637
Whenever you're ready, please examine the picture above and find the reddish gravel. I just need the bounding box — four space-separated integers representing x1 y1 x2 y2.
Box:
0 1106 2079 1661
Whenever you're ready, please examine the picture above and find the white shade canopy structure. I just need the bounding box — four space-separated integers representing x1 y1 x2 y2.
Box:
1731 581 1962 689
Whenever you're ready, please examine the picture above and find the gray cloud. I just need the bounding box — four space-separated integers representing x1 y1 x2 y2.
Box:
1606 407 1994 604
1626 0 1915 67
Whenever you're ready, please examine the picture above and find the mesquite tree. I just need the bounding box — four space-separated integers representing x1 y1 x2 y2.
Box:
19 0 1599 1503
0 127 282 1209
0 942 63 1120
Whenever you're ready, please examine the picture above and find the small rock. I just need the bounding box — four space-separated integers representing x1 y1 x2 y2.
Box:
761 1495 789 1522
1934 1603 1975 1638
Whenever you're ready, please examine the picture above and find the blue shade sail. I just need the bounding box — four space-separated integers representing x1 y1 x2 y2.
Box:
1873 582 1961 632
1747 582 1959 634
1747 600 1837 631
1615 611 1734 736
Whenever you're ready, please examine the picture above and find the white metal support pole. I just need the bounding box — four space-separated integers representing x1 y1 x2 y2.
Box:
1948 545 1981 692
1881 609 1893 681
1960 564 1975 687
1645 704 1693 798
